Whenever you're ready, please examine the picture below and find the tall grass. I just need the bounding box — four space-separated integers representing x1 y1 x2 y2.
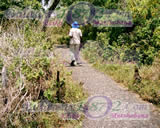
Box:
82 41 160 107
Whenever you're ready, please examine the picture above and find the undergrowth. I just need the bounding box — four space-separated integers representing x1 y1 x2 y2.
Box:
0 21 87 128
82 41 160 107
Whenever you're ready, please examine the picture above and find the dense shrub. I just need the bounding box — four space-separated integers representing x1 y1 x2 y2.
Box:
0 22 87 127
81 0 160 65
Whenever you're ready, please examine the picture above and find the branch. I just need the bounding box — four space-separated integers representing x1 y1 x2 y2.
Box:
13 91 28 114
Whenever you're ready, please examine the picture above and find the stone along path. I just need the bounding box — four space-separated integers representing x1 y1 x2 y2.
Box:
55 46 160 128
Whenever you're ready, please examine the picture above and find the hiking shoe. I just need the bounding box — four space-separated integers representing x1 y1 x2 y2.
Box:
70 60 77 66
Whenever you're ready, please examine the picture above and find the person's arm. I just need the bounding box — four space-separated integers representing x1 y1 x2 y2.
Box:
80 30 82 42
79 30 83 49
69 29 73 38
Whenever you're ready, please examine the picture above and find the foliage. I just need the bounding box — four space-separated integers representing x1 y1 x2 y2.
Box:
81 0 160 65
0 0 42 20
0 0 42 11
0 21 87 127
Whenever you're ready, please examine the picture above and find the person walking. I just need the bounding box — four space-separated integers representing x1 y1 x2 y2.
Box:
69 21 82 66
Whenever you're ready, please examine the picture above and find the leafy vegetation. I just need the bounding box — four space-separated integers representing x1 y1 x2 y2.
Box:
82 0 160 65
82 40 160 107
81 0 160 107
0 19 87 128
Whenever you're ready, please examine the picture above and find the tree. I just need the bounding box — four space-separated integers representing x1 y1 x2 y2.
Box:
42 0 61 31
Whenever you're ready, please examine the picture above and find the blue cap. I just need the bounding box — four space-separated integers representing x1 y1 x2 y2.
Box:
71 21 79 28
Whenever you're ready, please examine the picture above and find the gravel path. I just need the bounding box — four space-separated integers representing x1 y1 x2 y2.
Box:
55 46 160 128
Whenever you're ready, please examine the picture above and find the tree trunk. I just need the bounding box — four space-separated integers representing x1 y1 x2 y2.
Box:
42 0 61 32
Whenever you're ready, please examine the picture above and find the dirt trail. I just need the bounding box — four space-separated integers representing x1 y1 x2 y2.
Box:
55 46 160 128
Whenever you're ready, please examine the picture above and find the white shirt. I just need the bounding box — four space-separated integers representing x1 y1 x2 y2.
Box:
69 28 82 44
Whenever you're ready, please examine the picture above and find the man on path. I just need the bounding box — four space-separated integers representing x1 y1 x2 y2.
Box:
69 21 82 66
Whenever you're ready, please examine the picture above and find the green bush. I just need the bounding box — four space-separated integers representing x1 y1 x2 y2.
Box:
0 21 87 127
81 0 160 65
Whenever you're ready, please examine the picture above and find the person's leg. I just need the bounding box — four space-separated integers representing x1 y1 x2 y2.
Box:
75 44 80 63
73 44 78 65
70 44 75 61
70 44 77 66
